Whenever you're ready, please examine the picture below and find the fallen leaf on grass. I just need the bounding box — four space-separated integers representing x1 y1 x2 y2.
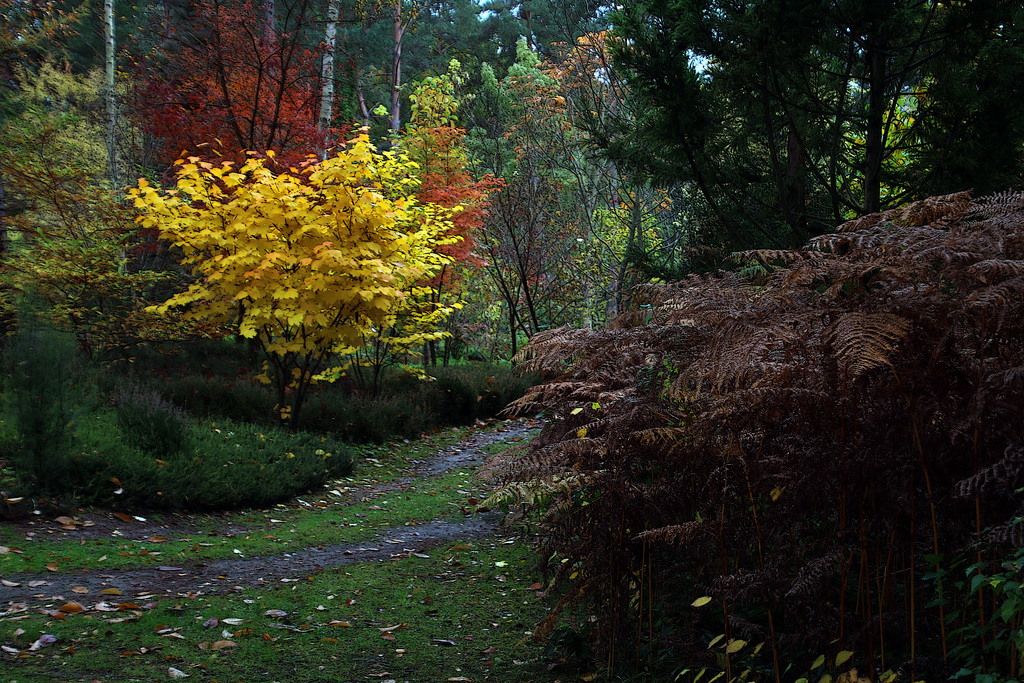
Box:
432 639 457 646
211 640 236 650
148 536 168 543
113 512 132 523
167 667 190 679
156 566 183 572
45 563 59 572
27 580 49 587
58 603 84 613
29 634 57 650
328 620 352 628
115 603 141 610
72 586 89 594
378 624 406 633
202 617 218 628
528 582 543 590
101 587 122 595
1 579 21 587
447 678 472 682
222 618 244 625
264 609 287 618
1 645 20 655
380 632 395 641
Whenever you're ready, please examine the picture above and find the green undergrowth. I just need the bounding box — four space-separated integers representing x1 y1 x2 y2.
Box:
0 535 556 682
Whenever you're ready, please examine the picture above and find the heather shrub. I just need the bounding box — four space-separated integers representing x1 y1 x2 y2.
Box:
422 371 478 425
159 374 276 424
332 394 430 443
114 382 190 456
81 417 354 509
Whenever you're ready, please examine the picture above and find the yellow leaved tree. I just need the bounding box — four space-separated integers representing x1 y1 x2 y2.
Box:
130 133 458 428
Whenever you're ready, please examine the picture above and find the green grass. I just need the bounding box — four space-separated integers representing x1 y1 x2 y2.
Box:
0 537 554 682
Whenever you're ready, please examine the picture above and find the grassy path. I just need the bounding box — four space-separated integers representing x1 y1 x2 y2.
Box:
0 419 563 683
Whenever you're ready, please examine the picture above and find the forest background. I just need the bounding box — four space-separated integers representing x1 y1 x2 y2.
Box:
1 0 1022 360
2 0 1024 681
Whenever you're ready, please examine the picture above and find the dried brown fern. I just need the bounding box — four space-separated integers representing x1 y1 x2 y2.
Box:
484 190 1024 678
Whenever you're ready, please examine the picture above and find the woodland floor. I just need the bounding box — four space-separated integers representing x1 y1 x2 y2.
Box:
0 419 566 683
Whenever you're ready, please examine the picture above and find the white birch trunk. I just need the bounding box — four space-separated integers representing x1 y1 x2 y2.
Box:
390 0 404 133
104 0 118 190
317 0 340 159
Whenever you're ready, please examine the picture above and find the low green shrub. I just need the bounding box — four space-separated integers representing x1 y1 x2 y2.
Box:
3 410 354 510
331 394 430 443
422 371 479 425
114 382 190 457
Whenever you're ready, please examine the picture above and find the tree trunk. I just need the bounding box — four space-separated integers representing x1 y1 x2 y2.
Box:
317 0 340 159
0 171 8 255
864 32 886 215
262 0 277 50
390 0 404 132
103 0 118 191
356 75 371 127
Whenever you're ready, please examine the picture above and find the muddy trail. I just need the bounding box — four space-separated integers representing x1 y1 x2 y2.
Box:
0 419 538 609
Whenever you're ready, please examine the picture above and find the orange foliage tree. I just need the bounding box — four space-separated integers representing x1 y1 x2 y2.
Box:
401 60 501 364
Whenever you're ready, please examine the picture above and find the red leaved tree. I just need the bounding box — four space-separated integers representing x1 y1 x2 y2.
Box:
133 0 339 167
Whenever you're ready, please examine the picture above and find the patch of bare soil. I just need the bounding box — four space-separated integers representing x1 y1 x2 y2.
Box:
0 418 539 608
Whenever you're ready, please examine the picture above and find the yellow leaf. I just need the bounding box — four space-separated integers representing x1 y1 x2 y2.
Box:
835 651 855 668
725 638 747 654
691 596 713 607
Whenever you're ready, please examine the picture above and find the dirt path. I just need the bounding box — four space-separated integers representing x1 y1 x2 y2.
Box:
0 419 537 609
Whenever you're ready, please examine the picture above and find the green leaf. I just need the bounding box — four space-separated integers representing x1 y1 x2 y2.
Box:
691 596 713 607
811 654 825 669
835 650 854 668
706 634 725 649
570 407 584 415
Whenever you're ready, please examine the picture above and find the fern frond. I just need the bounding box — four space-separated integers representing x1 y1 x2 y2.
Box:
952 444 1024 499
829 313 912 378
480 471 594 509
634 522 704 544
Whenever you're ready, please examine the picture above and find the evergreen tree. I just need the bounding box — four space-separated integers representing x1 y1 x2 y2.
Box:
604 0 1024 250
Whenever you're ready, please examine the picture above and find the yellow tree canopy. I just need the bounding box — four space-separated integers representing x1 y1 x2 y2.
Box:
130 134 458 425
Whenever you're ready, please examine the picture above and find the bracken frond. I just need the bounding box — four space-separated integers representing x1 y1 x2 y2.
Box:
634 522 704 544
952 444 1024 499
829 312 912 378
479 471 594 509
